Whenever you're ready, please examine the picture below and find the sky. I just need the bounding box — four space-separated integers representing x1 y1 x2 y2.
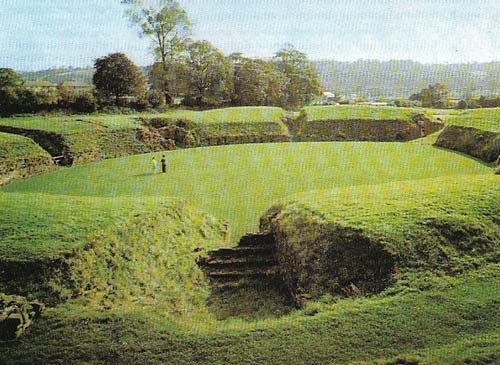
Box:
1 0 500 70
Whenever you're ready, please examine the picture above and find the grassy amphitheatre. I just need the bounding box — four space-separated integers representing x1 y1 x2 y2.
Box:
1 105 500 364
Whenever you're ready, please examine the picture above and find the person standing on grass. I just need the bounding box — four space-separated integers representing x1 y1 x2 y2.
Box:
152 157 159 174
161 154 167 173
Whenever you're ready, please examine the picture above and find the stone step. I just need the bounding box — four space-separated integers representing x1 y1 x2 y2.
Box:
206 245 276 260
199 256 278 271
206 267 281 283
210 277 285 292
238 232 275 247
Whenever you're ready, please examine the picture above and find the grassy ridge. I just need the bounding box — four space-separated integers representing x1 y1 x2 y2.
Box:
162 107 286 124
148 107 290 146
0 114 142 133
297 106 441 142
0 132 54 185
303 105 421 121
0 192 227 306
3 143 490 241
0 114 163 164
262 175 500 302
438 108 500 133
2 264 500 364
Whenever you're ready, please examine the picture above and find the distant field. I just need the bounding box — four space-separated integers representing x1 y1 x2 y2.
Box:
4 142 491 241
438 108 500 133
303 105 424 121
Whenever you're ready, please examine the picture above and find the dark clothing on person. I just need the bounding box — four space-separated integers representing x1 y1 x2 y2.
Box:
161 156 167 173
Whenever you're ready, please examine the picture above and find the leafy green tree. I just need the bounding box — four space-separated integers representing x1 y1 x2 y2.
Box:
56 83 77 109
273 45 322 109
409 83 450 108
231 57 268 106
0 68 32 115
149 60 188 105
122 0 191 104
183 41 233 107
0 68 25 89
92 53 146 106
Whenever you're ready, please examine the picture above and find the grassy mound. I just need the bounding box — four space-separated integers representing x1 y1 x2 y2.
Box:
297 106 442 142
261 175 500 304
0 192 227 307
435 125 500 164
3 143 491 241
0 115 166 165
437 108 500 133
433 109 500 163
2 265 500 364
145 107 290 147
0 132 55 186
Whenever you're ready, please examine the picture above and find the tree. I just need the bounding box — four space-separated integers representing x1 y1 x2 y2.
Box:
409 83 450 108
92 53 146 105
273 45 322 109
0 68 25 89
183 41 233 107
122 0 191 104
149 60 188 105
0 68 31 115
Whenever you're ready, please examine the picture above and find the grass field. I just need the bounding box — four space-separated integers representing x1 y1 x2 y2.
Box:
263 175 500 301
437 108 500 133
3 142 491 240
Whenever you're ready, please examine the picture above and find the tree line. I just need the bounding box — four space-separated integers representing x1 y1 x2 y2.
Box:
0 0 321 116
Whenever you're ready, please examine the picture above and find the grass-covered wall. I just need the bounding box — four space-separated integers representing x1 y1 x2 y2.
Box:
261 175 500 305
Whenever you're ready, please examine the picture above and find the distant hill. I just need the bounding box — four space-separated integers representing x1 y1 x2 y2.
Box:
313 60 500 99
19 60 500 99
20 67 94 85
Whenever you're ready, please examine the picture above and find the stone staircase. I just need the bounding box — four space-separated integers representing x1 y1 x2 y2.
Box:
197 232 282 290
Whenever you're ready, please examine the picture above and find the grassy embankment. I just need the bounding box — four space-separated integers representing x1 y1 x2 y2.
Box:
145 106 290 146
262 175 500 303
0 114 164 164
0 132 54 186
434 108 500 163
296 105 442 141
0 192 227 308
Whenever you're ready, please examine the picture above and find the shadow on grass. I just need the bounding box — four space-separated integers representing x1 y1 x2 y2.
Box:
206 281 295 320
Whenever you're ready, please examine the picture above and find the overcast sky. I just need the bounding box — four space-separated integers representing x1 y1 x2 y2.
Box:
1 0 500 70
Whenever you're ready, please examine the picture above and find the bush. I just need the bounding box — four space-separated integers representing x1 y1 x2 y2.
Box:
73 92 97 113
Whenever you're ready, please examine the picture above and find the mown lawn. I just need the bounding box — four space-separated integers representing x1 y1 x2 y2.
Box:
2 142 491 241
